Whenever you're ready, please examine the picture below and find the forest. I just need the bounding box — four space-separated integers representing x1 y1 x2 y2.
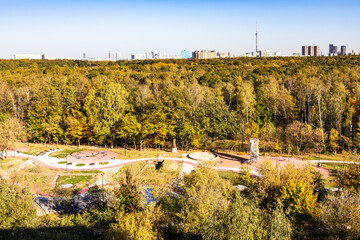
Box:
1 56 360 154
1 57 360 240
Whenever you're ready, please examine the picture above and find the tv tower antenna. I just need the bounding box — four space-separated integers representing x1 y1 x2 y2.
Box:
255 23 258 55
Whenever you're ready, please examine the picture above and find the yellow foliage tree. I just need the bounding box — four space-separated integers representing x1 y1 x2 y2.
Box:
280 181 318 224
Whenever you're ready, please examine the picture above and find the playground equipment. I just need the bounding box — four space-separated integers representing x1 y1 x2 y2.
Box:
244 138 259 164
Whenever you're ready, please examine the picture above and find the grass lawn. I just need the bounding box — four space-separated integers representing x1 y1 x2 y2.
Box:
218 171 242 185
72 170 103 174
302 153 360 162
319 162 358 188
60 175 93 185
0 158 26 169
49 149 85 158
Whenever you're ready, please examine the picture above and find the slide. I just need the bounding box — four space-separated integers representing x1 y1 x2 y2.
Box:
243 139 259 164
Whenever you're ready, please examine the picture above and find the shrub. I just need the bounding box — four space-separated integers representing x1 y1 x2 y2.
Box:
107 206 165 240
319 191 360 239
76 163 86 167
337 165 360 191
0 182 37 229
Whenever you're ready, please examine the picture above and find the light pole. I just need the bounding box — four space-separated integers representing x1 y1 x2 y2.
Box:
101 173 104 188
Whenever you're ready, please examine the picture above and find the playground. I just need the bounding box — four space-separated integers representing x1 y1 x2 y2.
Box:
66 150 118 164
4 139 358 215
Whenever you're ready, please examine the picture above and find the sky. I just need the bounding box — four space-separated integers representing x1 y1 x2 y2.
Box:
0 0 359 59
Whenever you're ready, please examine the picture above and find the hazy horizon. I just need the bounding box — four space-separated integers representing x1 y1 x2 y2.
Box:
1 0 359 59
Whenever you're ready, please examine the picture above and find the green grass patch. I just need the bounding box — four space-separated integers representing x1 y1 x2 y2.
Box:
76 163 86 167
60 175 93 185
58 161 67 164
49 149 85 158
218 171 242 184
71 170 103 174
99 162 109 165
0 158 27 169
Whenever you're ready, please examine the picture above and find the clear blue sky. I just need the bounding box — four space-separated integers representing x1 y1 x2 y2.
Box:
0 0 359 59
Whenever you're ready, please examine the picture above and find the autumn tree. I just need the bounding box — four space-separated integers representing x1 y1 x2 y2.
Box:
0 117 27 159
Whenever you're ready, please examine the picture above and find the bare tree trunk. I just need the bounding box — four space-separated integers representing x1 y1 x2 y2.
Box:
124 142 127 156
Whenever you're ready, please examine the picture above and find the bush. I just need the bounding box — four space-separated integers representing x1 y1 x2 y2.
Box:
0 182 37 229
58 161 67 164
255 160 319 225
337 165 360 191
76 163 86 167
107 206 165 240
319 191 360 239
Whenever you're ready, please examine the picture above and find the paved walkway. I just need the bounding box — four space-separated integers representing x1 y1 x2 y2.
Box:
8 150 200 172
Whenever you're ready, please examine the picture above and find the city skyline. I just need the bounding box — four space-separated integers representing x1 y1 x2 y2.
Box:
1 0 360 59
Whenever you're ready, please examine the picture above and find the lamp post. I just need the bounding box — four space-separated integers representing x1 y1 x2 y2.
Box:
101 173 104 188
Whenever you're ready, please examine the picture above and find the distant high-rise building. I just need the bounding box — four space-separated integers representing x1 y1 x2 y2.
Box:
308 46 314 56
108 52 115 60
341 46 347 56
302 46 308 56
83 53 86 59
192 51 200 59
181 50 191 59
301 46 320 56
329 44 334 54
333 46 338 54
41 53 48 60
192 50 218 59
259 50 271 57
116 52 121 60
314 46 320 56
329 44 338 55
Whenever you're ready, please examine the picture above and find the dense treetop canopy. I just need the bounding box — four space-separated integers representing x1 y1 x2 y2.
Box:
1 56 360 153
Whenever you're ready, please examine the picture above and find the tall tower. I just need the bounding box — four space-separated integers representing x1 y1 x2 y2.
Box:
255 24 258 55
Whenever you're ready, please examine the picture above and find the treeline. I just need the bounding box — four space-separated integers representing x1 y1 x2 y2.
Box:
1 56 360 154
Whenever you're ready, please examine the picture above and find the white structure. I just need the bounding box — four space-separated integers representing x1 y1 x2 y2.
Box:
14 53 50 60
116 52 121 60
108 52 115 60
14 54 42 60
259 50 271 57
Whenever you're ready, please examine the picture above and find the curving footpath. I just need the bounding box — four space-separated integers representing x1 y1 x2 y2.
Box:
8 150 259 177
308 160 360 164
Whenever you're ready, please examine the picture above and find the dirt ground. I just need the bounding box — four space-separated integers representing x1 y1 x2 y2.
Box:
214 152 330 178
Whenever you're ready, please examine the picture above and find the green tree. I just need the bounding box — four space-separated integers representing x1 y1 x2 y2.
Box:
116 113 141 155
84 82 128 147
